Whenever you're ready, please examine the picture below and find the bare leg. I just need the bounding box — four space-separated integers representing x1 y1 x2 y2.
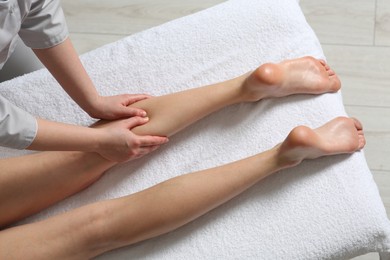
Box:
0 152 115 227
0 117 365 259
0 56 339 227
130 56 340 136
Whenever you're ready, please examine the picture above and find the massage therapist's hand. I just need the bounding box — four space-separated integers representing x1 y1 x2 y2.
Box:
32 39 150 121
94 116 169 162
27 117 168 162
87 94 151 120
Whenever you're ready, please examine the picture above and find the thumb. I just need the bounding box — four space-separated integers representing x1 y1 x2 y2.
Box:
125 116 149 129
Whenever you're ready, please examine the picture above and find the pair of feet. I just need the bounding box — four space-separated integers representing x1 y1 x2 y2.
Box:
241 56 365 165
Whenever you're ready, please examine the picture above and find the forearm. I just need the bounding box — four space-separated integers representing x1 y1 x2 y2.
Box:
27 118 101 152
33 38 98 114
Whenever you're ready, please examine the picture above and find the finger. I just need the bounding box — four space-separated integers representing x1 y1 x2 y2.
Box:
123 94 152 105
131 145 161 160
125 116 150 129
120 106 147 117
139 145 161 155
138 135 169 146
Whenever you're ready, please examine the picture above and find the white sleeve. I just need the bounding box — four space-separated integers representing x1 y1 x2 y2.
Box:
18 0 69 49
0 94 37 149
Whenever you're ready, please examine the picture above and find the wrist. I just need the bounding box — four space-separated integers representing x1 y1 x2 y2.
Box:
90 127 107 154
63 126 103 153
84 94 102 118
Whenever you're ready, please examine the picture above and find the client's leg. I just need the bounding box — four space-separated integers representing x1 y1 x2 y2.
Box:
0 56 338 227
0 117 364 259
0 152 116 227
130 56 340 136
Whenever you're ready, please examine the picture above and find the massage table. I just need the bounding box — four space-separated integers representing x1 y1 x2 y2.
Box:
0 0 389 259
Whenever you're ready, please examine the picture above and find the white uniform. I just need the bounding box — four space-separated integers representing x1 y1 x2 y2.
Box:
0 0 68 149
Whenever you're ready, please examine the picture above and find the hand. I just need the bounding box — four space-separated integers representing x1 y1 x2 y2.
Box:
95 117 169 162
89 94 152 120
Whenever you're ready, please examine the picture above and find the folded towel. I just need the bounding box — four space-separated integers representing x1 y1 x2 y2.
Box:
1 0 389 259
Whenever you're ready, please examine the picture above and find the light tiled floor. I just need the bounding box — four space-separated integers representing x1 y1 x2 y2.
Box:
300 1 390 259
62 1 389 259
376 0 390 46
300 0 390 209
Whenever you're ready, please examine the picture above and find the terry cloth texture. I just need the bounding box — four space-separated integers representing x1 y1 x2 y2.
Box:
0 0 389 259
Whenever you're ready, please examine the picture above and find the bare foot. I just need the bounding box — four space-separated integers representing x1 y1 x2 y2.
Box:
277 117 365 167
242 56 341 101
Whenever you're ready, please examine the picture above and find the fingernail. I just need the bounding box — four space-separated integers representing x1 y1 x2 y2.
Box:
141 111 147 117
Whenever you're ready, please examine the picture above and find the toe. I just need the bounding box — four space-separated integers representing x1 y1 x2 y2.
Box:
351 117 363 131
329 75 341 91
319 59 326 66
358 135 366 150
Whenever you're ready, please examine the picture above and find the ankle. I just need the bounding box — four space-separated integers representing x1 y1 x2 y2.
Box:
273 144 303 169
255 63 281 86
239 72 268 102
239 63 285 102
230 73 252 103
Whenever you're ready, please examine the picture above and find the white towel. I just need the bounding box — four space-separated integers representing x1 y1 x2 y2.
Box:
1 0 389 259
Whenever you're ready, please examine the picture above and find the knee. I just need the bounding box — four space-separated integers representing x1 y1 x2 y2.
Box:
76 202 116 257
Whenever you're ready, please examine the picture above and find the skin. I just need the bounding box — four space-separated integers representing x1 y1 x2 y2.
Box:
129 56 341 137
30 38 168 162
28 117 168 162
32 38 148 119
0 56 362 259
